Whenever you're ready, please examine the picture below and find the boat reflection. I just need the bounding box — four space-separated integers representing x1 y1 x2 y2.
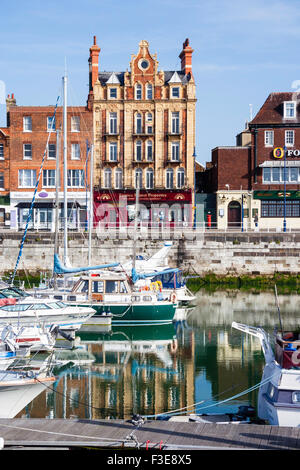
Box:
0 354 56 418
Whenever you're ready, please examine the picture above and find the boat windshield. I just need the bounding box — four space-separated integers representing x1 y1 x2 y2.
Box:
0 287 29 298
47 302 66 309
0 303 30 311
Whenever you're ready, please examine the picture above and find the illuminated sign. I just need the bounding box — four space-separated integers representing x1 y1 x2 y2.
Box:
273 147 284 159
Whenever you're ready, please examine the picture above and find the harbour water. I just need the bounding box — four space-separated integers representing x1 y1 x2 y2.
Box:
7 289 300 422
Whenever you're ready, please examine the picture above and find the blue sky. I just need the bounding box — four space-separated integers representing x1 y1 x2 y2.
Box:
1 0 300 165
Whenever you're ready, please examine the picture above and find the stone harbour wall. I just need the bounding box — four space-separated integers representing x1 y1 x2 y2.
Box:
1 230 300 276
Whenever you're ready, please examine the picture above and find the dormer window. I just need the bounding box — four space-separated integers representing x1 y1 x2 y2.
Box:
284 101 296 119
109 88 117 99
171 87 180 98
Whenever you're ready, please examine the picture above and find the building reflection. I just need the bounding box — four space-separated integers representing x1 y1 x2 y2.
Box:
16 291 290 420
46 320 196 420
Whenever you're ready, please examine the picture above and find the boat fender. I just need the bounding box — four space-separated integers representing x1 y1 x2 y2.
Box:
170 339 178 353
170 292 177 303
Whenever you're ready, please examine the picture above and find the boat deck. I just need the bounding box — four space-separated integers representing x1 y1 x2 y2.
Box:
0 418 300 450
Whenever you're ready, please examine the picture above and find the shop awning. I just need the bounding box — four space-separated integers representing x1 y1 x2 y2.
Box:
259 160 300 167
16 201 82 208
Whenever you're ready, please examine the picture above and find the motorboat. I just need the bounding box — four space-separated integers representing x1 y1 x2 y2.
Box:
0 286 96 333
33 268 177 325
0 354 56 418
232 321 300 427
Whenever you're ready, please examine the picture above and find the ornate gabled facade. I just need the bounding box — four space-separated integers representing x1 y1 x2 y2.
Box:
88 37 196 226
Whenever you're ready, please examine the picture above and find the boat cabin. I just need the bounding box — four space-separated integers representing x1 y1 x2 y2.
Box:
275 331 300 369
72 274 132 301
150 270 185 289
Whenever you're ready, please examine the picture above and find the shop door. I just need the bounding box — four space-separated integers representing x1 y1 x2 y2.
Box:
228 201 241 228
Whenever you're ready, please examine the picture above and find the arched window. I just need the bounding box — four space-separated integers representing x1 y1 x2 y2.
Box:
166 168 174 189
177 168 185 188
135 84 142 100
146 168 154 189
104 168 112 189
135 113 142 133
135 168 143 189
146 84 153 100
136 140 142 161
146 140 153 161
115 168 123 189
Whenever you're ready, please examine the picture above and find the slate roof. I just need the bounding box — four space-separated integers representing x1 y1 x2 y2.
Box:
98 70 191 86
250 92 300 125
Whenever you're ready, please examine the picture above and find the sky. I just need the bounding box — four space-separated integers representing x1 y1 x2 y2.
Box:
1 0 300 166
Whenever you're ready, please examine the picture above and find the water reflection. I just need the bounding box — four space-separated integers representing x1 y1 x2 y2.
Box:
12 289 299 421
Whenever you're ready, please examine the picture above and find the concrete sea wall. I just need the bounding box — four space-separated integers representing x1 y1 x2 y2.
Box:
1 230 300 275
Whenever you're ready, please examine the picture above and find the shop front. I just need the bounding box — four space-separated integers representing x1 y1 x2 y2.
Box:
10 192 88 231
253 190 300 231
94 189 193 229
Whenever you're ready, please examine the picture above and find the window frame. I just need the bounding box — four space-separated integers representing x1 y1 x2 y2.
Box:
47 116 56 131
18 169 37 188
67 169 85 188
23 143 32 160
146 168 154 189
109 142 118 161
0 143 4 160
42 169 56 188
264 130 274 147
166 168 174 189
171 87 180 98
47 143 56 160
71 116 80 132
71 143 80 160
177 168 185 188
135 84 142 100
284 101 296 119
115 168 123 189
103 168 112 189
23 116 32 132
285 130 295 147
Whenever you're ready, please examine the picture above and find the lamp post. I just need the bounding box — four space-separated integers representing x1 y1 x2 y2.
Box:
193 147 197 230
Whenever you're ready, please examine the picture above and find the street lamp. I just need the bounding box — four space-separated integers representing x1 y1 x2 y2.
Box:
193 147 197 230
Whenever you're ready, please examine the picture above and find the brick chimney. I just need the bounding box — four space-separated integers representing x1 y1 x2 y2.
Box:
89 35 100 92
179 39 194 76
6 93 16 127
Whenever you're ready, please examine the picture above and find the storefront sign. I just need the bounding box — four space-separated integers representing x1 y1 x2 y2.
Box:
95 190 192 203
273 147 300 158
273 147 284 159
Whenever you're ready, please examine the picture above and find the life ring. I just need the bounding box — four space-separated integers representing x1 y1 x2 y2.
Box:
170 292 177 303
170 339 178 353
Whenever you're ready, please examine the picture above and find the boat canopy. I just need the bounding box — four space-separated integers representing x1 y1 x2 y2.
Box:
131 267 179 284
54 254 119 275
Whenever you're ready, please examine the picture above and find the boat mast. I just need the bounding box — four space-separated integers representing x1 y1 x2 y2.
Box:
53 128 61 288
63 72 68 266
88 144 94 266
132 183 140 272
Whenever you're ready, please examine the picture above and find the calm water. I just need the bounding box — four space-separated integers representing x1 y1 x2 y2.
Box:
7 289 300 420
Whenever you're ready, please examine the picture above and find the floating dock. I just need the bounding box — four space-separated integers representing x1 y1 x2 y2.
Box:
0 418 300 450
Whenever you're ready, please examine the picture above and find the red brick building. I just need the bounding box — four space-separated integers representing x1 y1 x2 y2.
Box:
6 95 93 230
209 92 300 230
